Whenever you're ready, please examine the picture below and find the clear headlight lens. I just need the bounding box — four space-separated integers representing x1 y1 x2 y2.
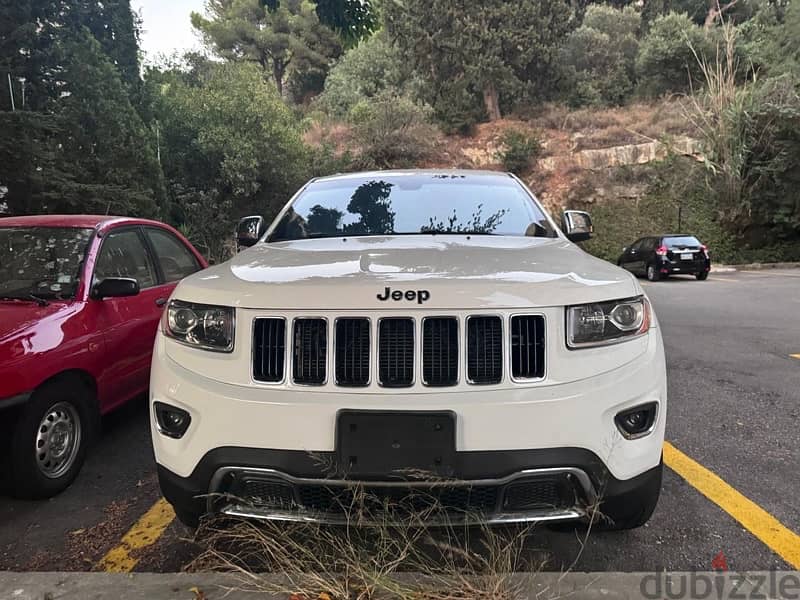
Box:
164 300 235 352
566 296 650 348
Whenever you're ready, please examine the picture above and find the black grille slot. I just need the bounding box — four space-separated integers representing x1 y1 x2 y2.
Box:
467 316 503 384
293 319 327 385
236 478 296 508
378 318 414 387
335 318 370 386
422 318 459 386
253 318 286 382
510 315 545 379
502 479 571 511
297 484 498 514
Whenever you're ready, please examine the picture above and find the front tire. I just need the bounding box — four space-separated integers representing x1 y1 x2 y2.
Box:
9 378 93 499
646 264 661 282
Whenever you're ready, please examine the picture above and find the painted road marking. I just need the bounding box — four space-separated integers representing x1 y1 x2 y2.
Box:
790 354 800 360
664 441 800 569
96 498 175 572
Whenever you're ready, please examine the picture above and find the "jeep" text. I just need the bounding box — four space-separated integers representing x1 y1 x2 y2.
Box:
376 287 430 304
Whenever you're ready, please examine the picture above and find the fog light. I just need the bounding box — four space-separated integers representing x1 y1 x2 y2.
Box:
154 402 191 439
615 402 657 439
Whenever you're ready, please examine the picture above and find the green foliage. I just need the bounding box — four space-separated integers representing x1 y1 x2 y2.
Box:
383 0 574 128
348 92 436 169
313 0 378 46
561 5 640 106
150 62 308 260
496 130 542 174
581 158 740 263
317 33 421 117
192 0 342 96
636 12 711 97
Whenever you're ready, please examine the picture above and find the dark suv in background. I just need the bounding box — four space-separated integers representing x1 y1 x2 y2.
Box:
618 235 711 282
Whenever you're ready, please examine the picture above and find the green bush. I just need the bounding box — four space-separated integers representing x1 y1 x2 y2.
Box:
636 12 711 97
560 5 640 106
317 33 422 118
348 92 437 169
496 130 542 174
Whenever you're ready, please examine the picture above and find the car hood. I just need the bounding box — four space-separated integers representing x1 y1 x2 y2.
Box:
175 236 641 310
0 301 78 348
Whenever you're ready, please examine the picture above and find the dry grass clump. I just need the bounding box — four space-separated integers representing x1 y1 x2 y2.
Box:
186 484 599 600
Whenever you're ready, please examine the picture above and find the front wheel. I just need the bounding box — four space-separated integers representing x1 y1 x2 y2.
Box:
9 380 93 499
696 271 709 281
646 264 661 282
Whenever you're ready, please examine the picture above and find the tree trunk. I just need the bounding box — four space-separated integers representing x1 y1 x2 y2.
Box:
483 83 501 121
704 0 739 29
272 61 284 97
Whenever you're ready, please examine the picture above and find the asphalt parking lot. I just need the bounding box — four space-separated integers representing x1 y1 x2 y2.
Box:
0 268 798 574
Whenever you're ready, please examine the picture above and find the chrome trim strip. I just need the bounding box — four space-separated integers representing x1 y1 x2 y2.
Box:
207 466 597 516
219 505 586 527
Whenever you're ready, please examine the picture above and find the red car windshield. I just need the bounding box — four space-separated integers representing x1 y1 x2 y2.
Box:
0 227 93 300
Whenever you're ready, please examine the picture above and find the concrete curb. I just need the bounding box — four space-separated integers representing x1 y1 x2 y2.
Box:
2 571 800 600
713 261 800 272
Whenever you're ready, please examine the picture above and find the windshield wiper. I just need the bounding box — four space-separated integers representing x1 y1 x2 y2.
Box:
0 294 50 307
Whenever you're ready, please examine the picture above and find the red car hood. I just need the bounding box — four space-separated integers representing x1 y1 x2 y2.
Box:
0 301 79 345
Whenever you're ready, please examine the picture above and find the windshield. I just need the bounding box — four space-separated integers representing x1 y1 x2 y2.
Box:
268 174 556 242
664 236 701 247
0 227 93 300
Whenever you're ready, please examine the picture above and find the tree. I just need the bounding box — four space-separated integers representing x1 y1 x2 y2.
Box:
149 62 308 258
192 0 341 96
317 32 422 117
314 0 378 46
560 4 640 106
636 12 712 96
383 0 574 126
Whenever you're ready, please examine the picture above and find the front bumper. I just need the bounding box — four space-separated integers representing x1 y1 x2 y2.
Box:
151 323 667 522
156 447 663 525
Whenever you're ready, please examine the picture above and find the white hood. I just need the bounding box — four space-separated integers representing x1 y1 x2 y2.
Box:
175 236 641 310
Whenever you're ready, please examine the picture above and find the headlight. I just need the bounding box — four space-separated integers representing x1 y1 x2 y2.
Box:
164 300 235 352
566 296 650 348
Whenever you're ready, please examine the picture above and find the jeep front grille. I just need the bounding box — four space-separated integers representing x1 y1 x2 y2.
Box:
252 314 545 387
335 318 370 387
467 316 503 384
293 318 327 385
253 318 286 382
510 315 545 380
378 318 415 387
422 317 459 386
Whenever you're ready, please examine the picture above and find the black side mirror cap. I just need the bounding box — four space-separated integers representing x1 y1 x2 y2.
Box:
562 210 594 243
92 277 140 299
236 215 266 250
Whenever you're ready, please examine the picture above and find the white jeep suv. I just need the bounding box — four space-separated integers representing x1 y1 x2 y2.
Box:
150 170 666 529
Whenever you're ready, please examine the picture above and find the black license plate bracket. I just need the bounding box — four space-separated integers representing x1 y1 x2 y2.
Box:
336 410 457 478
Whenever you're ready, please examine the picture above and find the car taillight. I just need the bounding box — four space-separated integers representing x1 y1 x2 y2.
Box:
701 244 709 257
655 245 668 256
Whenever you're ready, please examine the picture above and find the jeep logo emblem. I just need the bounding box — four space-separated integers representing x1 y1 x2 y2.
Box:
377 286 430 304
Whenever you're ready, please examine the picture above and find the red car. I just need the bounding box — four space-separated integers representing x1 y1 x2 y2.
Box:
0 215 207 498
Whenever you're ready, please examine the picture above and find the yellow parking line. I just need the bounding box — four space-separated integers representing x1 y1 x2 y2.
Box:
96 498 175 572
664 441 800 569
790 354 800 360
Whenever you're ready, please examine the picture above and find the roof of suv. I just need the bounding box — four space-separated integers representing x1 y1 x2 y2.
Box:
313 169 515 182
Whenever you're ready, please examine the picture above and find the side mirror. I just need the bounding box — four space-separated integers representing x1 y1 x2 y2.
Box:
92 277 140 299
562 210 594 243
236 215 266 250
